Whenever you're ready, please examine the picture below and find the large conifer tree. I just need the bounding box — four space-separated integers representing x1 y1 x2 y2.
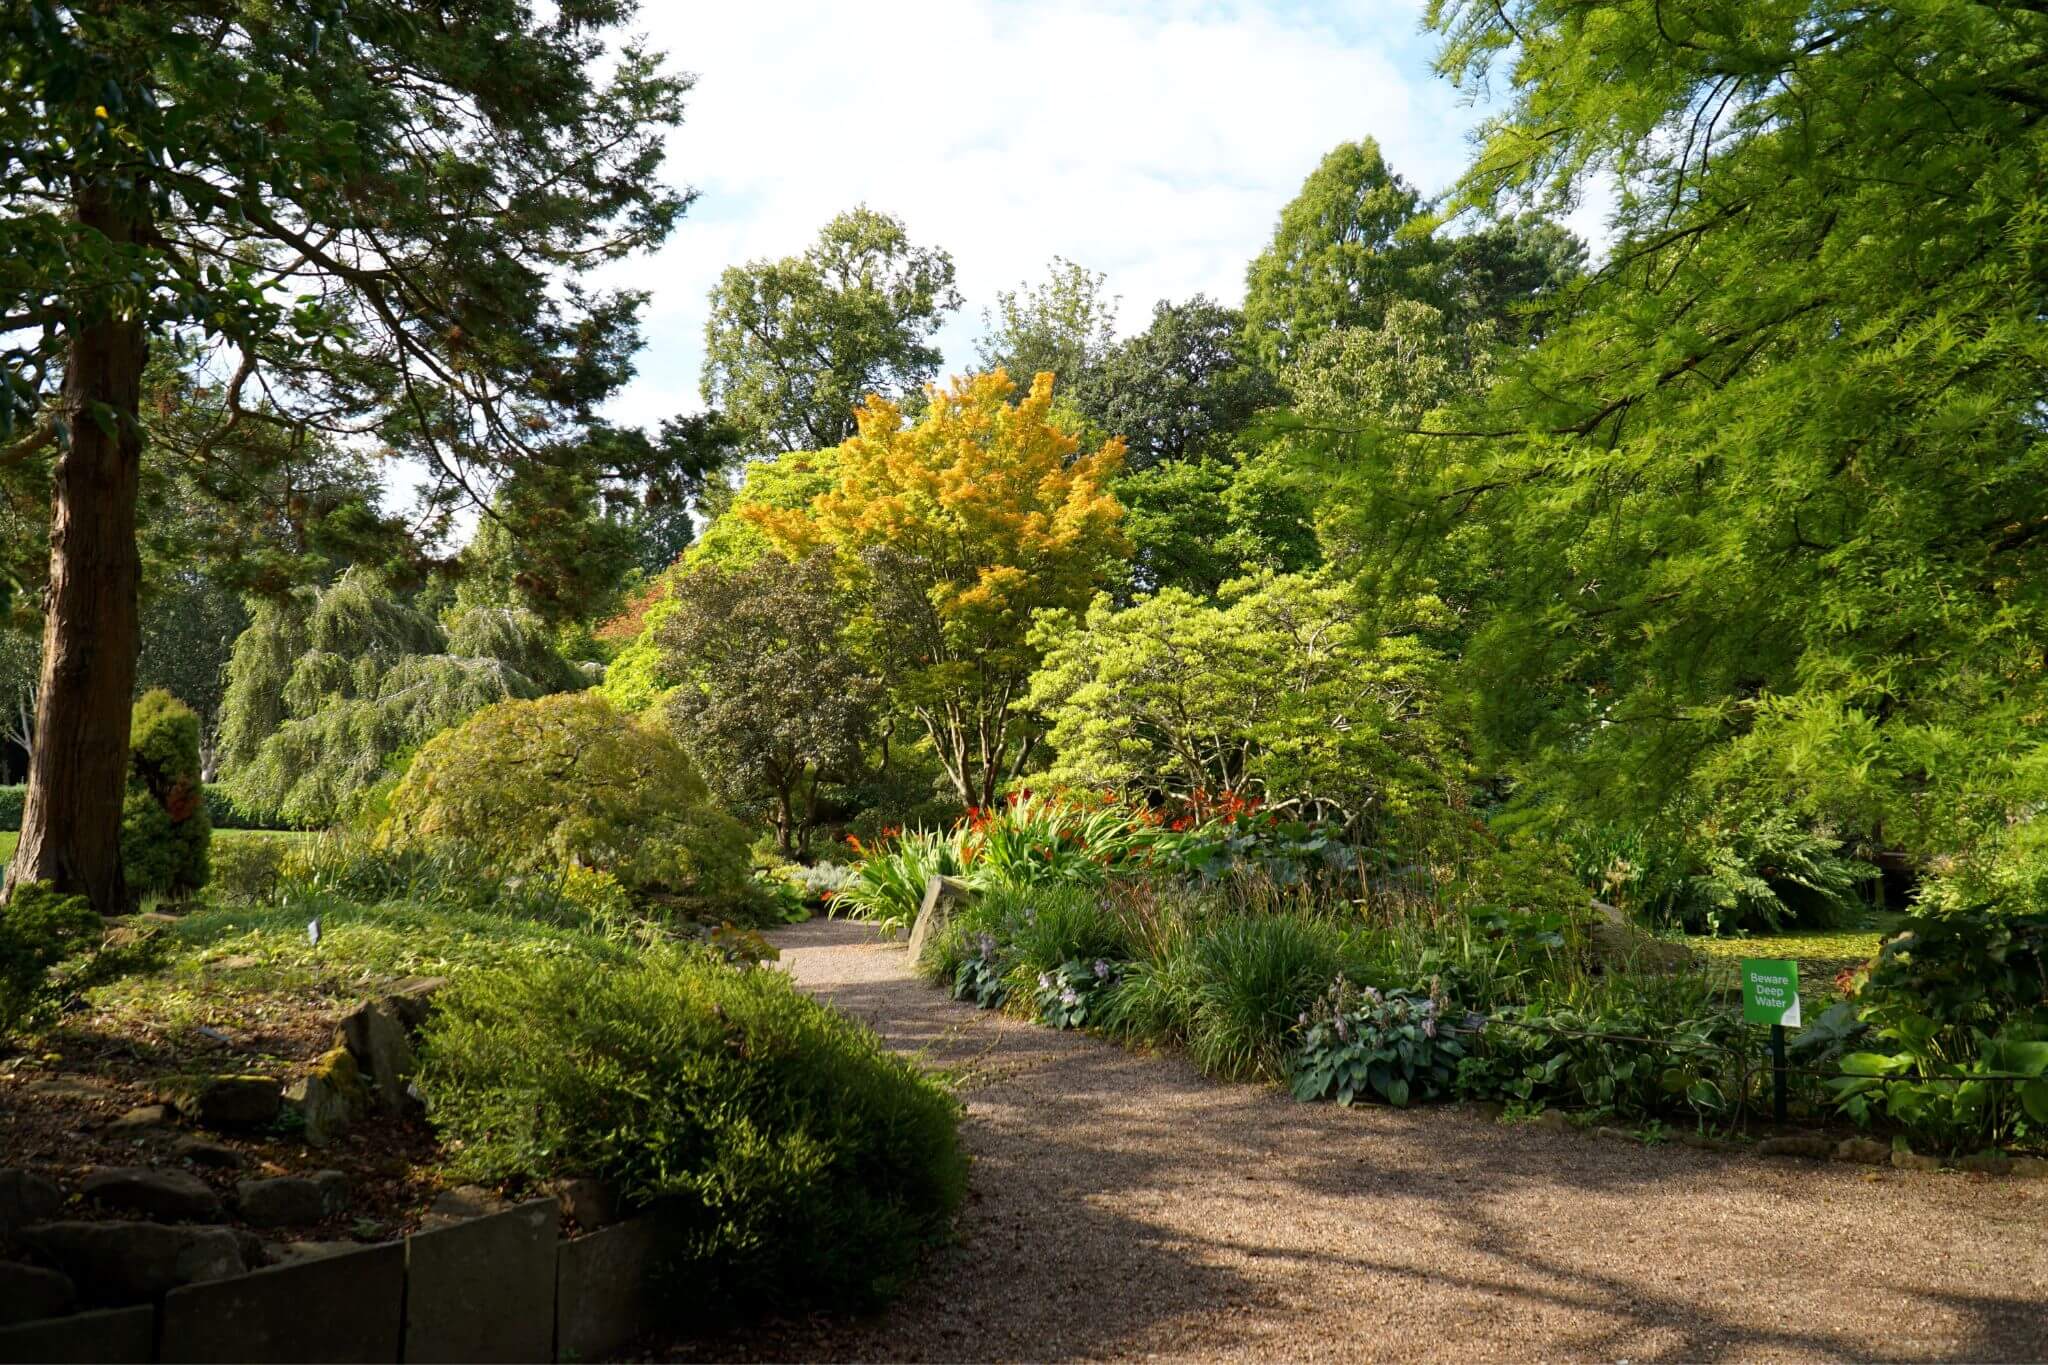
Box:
0 2 694 910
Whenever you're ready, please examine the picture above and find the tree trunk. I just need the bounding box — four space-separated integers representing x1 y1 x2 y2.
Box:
1 188 148 915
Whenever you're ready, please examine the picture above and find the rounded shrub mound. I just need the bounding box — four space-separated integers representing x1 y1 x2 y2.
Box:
122 689 211 898
378 691 756 917
416 949 966 1311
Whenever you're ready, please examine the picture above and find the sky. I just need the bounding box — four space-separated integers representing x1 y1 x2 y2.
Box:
592 0 1598 433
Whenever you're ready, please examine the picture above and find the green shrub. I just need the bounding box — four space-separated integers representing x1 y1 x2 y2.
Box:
202 788 306 831
417 949 966 1311
1826 906 2048 1151
1 883 100 1039
832 829 967 933
0 785 23 833
1 883 164 1042
379 693 759 919
1455 969 1747 1123
208 835 290 905
122 690 210 898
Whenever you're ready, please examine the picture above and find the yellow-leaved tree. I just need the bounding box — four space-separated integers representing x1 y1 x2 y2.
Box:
749 370 1126 807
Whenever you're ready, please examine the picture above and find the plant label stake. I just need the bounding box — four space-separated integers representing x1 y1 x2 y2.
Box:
1741 959 1800 1125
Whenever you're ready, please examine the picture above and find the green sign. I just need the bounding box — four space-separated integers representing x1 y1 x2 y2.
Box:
1741 958 1801 1027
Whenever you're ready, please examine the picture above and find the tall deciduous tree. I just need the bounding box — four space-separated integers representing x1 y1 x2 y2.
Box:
974 258 1118 397
1242 138 1434 370
701 207 960 457
1398 0 2048 889
1243 138 1583 373
1070 295 1281 470
750 372 1127 808
1 3 692 910
660 551 878 857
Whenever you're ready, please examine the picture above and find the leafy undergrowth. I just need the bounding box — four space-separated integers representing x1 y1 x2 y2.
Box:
0 827 311 886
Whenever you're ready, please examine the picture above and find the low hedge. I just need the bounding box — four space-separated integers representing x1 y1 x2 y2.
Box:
1 785 305 833
416 948 966 1313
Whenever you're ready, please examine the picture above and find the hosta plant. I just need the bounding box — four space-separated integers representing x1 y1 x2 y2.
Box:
951 932 1011 1010
1291 977 1466 1107
1034 957 1122 1030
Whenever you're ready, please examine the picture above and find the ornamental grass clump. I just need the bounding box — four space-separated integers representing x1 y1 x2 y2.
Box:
417 947 966 1312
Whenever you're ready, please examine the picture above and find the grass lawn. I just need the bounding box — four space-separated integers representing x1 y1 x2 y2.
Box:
0 826 312 882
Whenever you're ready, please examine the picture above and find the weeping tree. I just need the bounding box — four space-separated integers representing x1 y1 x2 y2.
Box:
1 3 695 911
218 569 583 828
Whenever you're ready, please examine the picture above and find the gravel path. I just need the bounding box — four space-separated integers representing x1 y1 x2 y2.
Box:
677 918 2048 1363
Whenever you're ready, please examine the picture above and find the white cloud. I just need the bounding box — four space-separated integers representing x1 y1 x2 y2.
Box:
597 0 1500 430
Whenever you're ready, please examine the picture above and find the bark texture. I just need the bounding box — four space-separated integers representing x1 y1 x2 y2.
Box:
3 187 147 914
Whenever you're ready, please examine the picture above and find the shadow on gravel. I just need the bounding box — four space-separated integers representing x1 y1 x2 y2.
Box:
659 918 2048 1363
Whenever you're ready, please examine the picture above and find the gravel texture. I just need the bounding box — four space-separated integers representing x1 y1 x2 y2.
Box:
670 918 2048 1363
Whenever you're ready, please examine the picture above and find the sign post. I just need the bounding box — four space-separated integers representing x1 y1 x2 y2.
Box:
1741 959 1801 1125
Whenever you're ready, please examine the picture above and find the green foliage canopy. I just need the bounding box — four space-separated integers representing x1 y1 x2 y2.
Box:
1368 0 2048 891
660 552 879 857
1028 573 1464 839
218 570 581 826
701 207 960 456
381 691 754 914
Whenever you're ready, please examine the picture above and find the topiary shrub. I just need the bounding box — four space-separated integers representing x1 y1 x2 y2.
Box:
0 785 23 833
122 690 211 899
378 692 758 918
416 948 966 1311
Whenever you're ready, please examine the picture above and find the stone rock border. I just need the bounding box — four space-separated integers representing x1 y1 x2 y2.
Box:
0 1188 679 1364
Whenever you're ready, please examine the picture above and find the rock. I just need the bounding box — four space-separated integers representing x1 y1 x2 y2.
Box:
1892 1149 1944 1172
313 1169 348 1211
80 1165 224 1221
105 1103 171 1135
906 875 975 964
235 1175 339 1228
171 1136 245 1169
1587 899 1698 973
547 1176 623 1231
0 1259 76 1326
419 1184 507 1230
2008 1157 2048 1180
1756 1133 1834 1159
336 988 435 1113
160 1073 281 1128
384 975 446 1027
263 1240 363 1265
284 1046 369 1146
23 1076 114 1101
1959 1150 2014 1176
0 1168 63 1236
18 1220 245 1305
1832 1137 1890 1165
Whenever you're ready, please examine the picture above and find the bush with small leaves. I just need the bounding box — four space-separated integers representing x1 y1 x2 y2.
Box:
417 948 966 1312
122 690 211 898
